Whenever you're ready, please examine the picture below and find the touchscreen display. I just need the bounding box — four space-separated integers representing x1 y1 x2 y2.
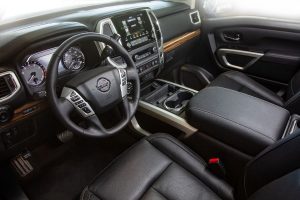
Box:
113 11 154 51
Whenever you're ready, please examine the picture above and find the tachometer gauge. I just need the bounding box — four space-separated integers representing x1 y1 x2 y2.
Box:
21 61 45 87
62 47 85 71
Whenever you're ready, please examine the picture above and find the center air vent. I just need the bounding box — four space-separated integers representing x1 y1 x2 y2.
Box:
0 71 21 102
190 11 201 24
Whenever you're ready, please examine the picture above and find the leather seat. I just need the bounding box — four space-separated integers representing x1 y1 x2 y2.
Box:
81 133 300 200
209 71 284 106
209 70 300 114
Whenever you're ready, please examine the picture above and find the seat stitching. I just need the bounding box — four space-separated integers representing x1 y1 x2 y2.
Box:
146 136 234 200
147 136 207 166
151 187 171 200
139 162 172 200
189 106 276 142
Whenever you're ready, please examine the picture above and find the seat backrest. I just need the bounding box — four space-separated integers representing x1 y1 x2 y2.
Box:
247 168 300 200
242 130 300 199
285 70 300 114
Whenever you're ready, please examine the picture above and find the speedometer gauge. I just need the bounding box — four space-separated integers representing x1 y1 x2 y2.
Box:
62 47 85 71
21 61 45 87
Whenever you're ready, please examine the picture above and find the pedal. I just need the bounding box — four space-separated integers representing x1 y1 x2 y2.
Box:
57 130 74 143
11 151 34 177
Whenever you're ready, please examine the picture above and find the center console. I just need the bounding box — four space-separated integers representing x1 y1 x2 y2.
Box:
137 79 198 136
96 9 164 80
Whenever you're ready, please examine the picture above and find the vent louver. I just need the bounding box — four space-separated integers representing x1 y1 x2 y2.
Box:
0 76 11 98
0 71 21 102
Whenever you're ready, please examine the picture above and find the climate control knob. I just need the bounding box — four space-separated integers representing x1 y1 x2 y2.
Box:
0 105 12 123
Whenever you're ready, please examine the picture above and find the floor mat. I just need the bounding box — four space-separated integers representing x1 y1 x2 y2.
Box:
21 132 137 200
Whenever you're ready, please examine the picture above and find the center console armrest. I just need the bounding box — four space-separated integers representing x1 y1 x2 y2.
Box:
186 86 290 155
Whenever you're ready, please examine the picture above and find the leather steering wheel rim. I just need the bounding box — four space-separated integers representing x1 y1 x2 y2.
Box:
47 32 140 138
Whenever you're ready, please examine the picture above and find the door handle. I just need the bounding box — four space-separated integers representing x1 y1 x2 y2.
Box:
223 33 241 42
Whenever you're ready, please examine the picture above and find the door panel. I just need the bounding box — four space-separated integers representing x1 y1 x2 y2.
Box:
202 18 300 85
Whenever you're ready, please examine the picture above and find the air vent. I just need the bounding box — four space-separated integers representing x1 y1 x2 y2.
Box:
0 71 21 102
103 23 114 37
190 11 201 24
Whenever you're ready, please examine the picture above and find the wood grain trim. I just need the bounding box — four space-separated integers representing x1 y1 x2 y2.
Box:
163 30 201 53
1 100 48 129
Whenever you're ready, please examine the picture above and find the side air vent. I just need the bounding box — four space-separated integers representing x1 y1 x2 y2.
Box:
190 10 201 24
0 71 21 102
102 23 114 37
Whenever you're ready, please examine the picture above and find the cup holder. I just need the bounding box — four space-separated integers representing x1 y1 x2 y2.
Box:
164 91 194 112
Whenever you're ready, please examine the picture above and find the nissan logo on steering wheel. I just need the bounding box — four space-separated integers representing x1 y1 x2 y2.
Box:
96 78 111 92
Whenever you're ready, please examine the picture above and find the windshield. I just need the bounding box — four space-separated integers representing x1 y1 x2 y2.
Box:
0 0 136 25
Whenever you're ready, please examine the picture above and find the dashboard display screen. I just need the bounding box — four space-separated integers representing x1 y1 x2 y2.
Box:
113 11 154 51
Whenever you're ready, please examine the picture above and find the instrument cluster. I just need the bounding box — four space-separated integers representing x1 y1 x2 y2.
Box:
18 46 86 97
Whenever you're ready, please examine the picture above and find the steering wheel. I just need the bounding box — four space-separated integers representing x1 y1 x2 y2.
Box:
47 32 140 138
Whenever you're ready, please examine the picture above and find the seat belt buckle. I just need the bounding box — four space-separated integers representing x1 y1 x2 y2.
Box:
208 157 226 179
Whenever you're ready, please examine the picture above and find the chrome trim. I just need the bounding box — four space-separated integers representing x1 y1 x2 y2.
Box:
156 79 199 93
289 119 298 135
189 10 201 25
130 116 151 137
217 48 264 70
138 100 197 137
61 87 95 118
118 68 127 98
0 71 21 103
147 9 164 64
96 18 127 69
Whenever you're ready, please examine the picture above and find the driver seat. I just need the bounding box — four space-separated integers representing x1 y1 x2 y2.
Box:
80 133 300 200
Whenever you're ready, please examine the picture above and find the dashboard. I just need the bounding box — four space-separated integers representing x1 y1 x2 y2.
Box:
0 0 201 156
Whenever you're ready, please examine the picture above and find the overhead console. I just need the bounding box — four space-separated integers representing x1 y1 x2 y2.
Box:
96 9 164 80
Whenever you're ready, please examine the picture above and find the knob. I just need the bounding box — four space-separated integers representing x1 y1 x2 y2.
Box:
133 55 139 61
152 46 158 53
0 105 12 123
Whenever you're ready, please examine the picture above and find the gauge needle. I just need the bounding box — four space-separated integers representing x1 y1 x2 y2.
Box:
28 72 36 82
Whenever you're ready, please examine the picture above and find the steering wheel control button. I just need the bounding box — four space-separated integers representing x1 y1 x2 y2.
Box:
71 95 80 102
70 91 76 97
75 100 84 105
82 107 91 114
61 87 95 118
78 103 86 108
118 69 127 97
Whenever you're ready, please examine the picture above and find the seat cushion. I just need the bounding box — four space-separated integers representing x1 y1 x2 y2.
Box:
209 71 284 106
80 133 234 200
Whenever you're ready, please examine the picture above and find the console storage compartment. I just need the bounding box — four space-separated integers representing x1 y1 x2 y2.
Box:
141 80 196 115
186 86 290 155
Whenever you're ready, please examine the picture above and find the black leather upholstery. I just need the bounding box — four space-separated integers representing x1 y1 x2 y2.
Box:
209 71 284 106
81 133 234 200
243 130 300 197
248 169 300 200
81 132 300 200
186 87 290 155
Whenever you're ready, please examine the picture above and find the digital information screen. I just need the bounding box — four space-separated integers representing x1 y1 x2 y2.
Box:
113 11 154 51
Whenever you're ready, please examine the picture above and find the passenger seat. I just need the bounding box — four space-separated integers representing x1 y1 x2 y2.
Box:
209 70 300 114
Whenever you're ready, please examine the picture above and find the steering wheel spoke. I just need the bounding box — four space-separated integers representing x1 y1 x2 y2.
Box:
57 97 74 115
61 87 95 118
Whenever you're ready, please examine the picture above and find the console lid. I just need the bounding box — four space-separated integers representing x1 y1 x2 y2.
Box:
186 86 290 155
